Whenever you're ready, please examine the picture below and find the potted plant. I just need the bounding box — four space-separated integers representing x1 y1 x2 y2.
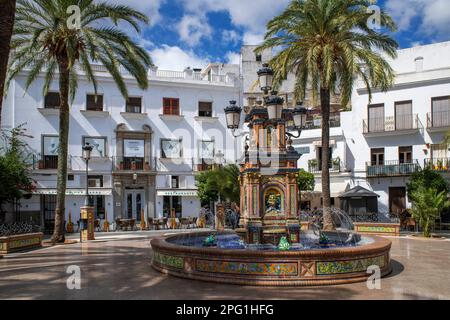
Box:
332 157 340 171
308 159 318 171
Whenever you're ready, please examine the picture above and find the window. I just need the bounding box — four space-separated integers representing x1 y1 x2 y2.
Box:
126 97 142 113
200 140 214 160
431 144 448 160
255 54 262 62
317 147 333 170
368 104 385 132
161 139 182 158
42 135 59 169
41 195 57 233
399 146 412 164
431 96 450 128
198 101 213 117
44 92 60 109
371 148 385 165
123 139 145 170
395 101 413 130
83 137 107 157
86 94 103 111
171 176 179 188
163 196 182 218
163 98 179 115
88 175 103 188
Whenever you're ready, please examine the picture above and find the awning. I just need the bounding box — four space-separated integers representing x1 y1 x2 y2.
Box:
157 189 198 197
339 186 379 198
33 188 112 196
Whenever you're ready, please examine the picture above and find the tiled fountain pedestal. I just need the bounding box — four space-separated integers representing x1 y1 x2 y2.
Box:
151 232 392 286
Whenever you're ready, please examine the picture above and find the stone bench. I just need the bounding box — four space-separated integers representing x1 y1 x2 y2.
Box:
0 233 43 254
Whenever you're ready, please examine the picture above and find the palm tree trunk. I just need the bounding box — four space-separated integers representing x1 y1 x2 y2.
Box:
0 0 16 126
320 87 334 230
51 57 70 243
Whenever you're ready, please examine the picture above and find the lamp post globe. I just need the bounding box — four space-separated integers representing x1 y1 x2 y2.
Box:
82 142 93 161
257 63 274 94
224 100 242 130
292 102 308 129
265 92 284 120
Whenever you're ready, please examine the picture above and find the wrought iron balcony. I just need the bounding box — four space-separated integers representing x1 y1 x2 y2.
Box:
113 156 153 171
363 114 422 136
424 158 450 172
31 154 71 170
308 158 341 174
427 111 450 131
366 160 421 177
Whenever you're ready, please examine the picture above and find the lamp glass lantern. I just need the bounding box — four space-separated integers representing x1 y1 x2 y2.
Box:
82 143 93 161
292 103 308 129
265 94 284 120
257 63 274 93
224 100 242 130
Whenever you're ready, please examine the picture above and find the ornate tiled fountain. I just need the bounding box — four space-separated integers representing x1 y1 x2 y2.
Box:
151 64 392 286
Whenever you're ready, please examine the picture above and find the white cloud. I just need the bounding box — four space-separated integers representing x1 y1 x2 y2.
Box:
177 15 212 46
149 45 209 71
385 0 450 40
225 51 240 65
243 32 265 45
179 0 290 34
222 30 240 46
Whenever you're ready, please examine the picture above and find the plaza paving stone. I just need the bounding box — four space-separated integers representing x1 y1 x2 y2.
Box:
0 231 450 300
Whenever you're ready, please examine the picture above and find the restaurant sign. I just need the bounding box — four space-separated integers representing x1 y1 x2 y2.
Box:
34 189 112 196
157 190 198 197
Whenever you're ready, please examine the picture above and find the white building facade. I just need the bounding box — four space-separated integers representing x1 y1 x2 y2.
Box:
1 64 241 230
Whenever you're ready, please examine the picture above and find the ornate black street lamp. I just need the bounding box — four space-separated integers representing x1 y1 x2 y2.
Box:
265 92 284 120
257 63 274 94
224 100 242 137
287 102 308 138
82 142 93 206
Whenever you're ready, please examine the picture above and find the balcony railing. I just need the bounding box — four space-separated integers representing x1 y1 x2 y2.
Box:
424 158 450 172
302 113 341 130
113 157 153 171
308 158 341 174
363 114 422 134
427 111 450 129
31 154 71 170
366 160 421 177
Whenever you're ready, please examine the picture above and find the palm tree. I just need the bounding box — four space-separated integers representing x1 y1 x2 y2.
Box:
410 187 449 237
0 0 17 126
6 0 152 242
256 0 398 229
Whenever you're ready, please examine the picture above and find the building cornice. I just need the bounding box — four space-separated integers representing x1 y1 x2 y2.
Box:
356 67 450 95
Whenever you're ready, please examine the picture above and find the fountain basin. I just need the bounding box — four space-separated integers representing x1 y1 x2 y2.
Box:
151 231 392 286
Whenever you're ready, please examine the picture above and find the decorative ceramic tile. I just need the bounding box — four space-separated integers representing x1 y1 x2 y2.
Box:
316 255 386 275
357 226 396 233
8 237 40 249
153 252 183 269
196 260 298 276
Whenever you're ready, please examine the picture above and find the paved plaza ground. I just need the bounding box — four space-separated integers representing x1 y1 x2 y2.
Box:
1 230 450 300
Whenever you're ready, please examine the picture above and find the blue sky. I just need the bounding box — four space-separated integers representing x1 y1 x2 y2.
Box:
114 0 450 71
